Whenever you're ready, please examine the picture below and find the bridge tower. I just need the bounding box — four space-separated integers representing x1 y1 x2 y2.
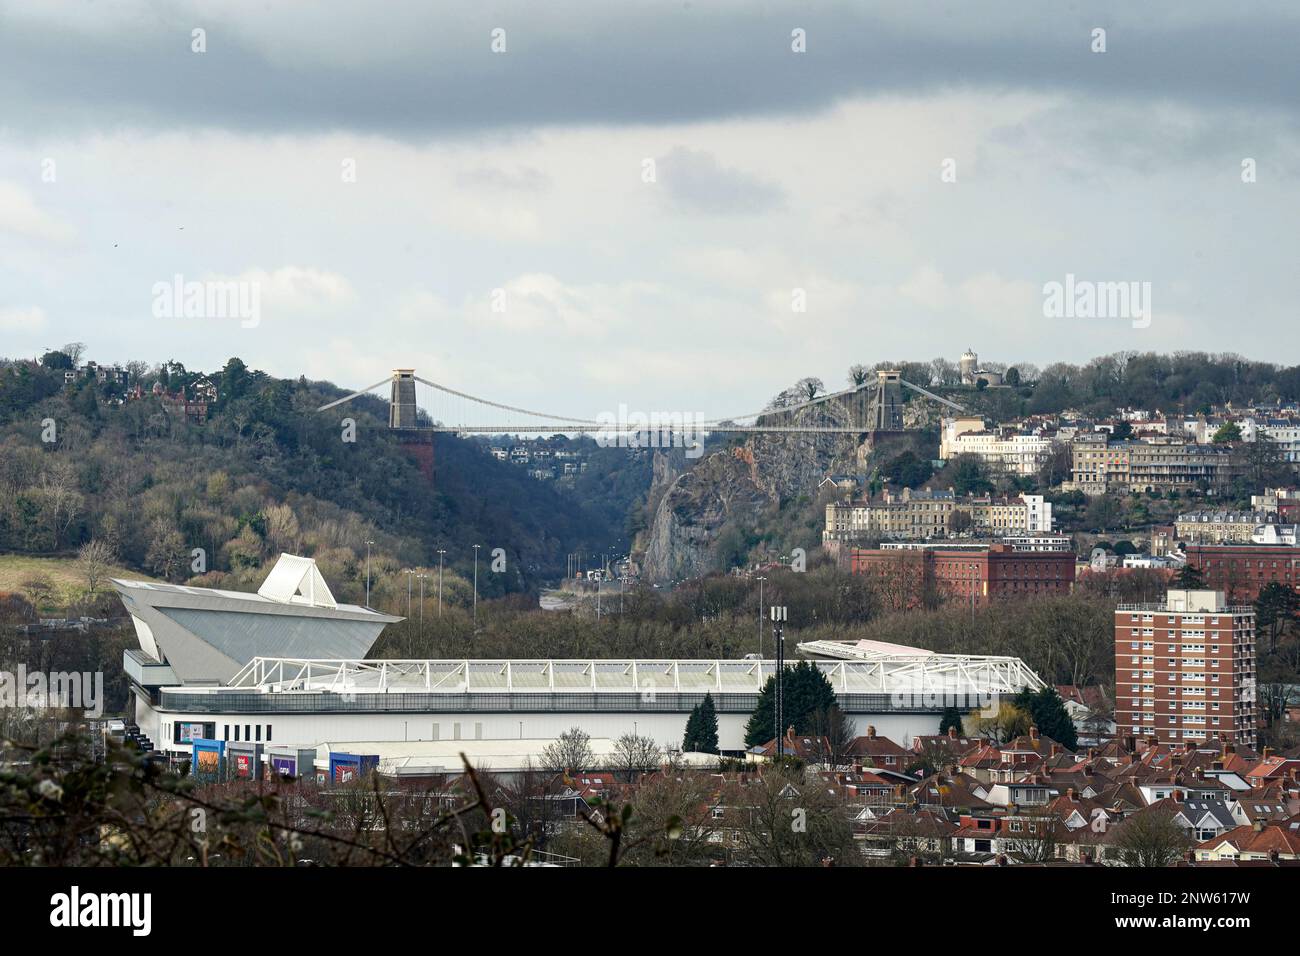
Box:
388 369 434 484
870 369 906 431
389 369 419 429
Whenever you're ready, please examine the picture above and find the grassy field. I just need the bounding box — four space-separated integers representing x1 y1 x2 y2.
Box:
0 554 159 613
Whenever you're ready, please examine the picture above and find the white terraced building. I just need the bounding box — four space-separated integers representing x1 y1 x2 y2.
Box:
116 555 1046 772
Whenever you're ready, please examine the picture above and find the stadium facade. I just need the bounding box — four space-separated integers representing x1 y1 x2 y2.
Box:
115 555 1046 776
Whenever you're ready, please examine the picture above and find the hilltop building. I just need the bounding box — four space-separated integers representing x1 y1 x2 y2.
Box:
939 417 1055 476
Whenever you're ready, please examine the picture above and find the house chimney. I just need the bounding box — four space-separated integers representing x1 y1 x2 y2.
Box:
1029 726 1040 741
1123 735 1136 754
786 725 796 741
1172 788 1184 802
1253 819 1265 832
947 726 958 739
1263 746 1273 760
867 725 877 740
1067 787 1076 801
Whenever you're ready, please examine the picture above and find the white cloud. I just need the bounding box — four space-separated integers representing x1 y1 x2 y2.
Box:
0 306 47 331
214 266 355 313
0 182 76 243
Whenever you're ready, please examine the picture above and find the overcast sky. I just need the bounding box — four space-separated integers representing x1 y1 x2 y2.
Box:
3 1 1299 419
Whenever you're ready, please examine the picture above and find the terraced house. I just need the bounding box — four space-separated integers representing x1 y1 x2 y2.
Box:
1070 434 1236 495
824 489 1052 543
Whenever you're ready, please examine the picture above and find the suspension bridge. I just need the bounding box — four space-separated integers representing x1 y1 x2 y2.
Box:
316 368 965 437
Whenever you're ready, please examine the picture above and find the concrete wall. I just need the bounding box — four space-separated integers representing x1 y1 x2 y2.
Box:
140 705 943 759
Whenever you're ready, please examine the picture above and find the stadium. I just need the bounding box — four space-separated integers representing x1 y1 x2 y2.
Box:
115 555 1045 778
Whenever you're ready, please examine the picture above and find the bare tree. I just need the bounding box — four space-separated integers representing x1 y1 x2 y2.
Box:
145 519 188 582
76 539 116 596
797 377 826 402
37 462 83 550
1110 809 1193 867
60 342 86 366
1000 812 1059 863
1037 440 1073 488
928 357 959 387
263 502 301 554
724 770 860 867
808 706 857 769
19 573 55 611
541 727 596 774
611 732 662 782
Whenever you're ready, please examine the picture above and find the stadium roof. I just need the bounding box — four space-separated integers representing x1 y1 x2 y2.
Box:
212 652 1045 697
112 555 401 685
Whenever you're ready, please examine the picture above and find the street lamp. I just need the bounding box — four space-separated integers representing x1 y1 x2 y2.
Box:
472 544 482 626
436 549 446 617
364 540 374 607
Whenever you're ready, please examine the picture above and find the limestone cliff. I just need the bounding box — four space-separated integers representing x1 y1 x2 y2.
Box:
640 448 764 581
638 395 870 582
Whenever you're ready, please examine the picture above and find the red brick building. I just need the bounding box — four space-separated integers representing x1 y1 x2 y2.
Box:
1183 544 1300 601
849 543 1075 609
1114 590 1256 750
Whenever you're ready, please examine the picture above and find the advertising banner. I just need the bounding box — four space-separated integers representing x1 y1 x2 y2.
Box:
177 722 207 743
195 748 221 776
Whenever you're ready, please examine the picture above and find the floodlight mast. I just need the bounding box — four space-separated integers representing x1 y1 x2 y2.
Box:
770 605 788 757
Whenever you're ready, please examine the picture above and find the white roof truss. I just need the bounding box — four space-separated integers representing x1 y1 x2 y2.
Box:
257 554 337 609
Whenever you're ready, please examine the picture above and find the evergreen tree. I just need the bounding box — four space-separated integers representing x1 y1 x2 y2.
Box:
938 706 964 736
682 705 701 753
1174 564 1206 590
684 693 721 753
1013 687 1078 751
743 662 837 748
697 692 719 754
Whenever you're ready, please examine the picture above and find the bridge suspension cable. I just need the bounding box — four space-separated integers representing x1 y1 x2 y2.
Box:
313 371 963 433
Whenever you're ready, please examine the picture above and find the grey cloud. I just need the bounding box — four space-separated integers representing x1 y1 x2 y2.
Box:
4 2 1300 140
454 166 551 192
656 147 784 215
